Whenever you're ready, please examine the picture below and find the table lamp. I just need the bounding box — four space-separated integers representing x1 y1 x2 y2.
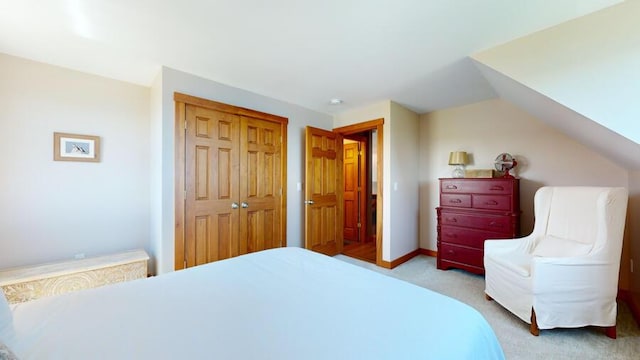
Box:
448 151 468 178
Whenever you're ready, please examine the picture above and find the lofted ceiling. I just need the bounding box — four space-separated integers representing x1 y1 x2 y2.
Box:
0 0 623 115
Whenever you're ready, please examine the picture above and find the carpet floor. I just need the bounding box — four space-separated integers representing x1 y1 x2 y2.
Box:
335 254 640 360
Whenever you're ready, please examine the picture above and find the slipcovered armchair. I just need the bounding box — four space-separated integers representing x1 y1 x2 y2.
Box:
484 186 628 338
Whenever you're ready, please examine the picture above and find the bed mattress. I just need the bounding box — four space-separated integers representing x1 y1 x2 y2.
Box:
2 247 504 359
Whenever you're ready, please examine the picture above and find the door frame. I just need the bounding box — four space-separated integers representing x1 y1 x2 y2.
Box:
334 119 384 266
342 135 368 244
174 92 288 270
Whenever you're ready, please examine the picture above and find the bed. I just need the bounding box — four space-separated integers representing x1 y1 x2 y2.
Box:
1 247 504 359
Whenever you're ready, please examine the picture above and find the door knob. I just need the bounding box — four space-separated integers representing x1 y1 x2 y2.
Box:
231 202 239 209
241 202 249 208
304 200 315 205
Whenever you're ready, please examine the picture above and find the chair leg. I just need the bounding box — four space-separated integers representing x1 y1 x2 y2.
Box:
530 308 540 336
604 325 616 339
527 308 615 338
485 293 493 301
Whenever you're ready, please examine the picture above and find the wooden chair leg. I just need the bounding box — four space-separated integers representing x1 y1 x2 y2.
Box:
604 325 616 339
527 308 615 338
530 308 540 336
485 293 493 301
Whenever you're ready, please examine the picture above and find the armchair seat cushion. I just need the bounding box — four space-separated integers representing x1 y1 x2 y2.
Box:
486 252 531 277
532 235 593 258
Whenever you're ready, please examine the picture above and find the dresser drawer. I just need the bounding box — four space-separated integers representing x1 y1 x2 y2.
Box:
440 194 471 208
472 180 513 195
440 211 513 234
439 225 495 248
440 179 471 193
472 194 512 211
441 179 514 195
438 243 483 268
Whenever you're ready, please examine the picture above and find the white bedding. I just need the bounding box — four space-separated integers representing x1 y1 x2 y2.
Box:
2 248 504 359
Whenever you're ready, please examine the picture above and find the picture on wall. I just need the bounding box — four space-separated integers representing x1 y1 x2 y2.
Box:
53 132 100 162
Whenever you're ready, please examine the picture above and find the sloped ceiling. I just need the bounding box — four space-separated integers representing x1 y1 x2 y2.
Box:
472 1 640 170
0 0 622 114
474 61 640 171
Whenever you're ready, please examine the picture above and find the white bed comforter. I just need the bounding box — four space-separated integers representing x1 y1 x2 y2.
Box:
4 248 504 359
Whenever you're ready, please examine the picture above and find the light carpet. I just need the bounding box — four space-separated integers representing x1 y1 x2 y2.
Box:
335 254 640 360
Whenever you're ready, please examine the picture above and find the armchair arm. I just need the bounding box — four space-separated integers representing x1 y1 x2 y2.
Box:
485 234 534 254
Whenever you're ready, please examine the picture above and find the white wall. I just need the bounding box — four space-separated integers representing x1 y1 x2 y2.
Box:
148 70 163 273
151 67 333 274
419 98 631 281
0 53 150 268
389 102 420 259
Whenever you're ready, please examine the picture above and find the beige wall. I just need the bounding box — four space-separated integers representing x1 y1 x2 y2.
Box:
419 98 635 289
0 53 150 268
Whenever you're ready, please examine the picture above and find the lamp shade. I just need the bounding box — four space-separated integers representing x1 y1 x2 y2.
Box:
448 151 469 165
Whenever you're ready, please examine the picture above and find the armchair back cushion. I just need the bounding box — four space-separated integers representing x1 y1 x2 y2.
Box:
544 187 601 245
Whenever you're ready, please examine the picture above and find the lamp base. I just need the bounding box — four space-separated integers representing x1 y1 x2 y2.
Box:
452 165 465 178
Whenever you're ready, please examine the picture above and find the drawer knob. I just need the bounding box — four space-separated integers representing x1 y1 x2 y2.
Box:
446 185 458 190
490 186 504 191
447 218 457 223
489 221 503 228
449 199 462 204
446 233 457 238
485 200 498 205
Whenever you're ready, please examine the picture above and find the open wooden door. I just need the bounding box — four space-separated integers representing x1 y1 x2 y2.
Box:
304 126 343 256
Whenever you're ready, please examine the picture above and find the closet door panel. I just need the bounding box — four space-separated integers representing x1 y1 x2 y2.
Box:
245 209 278 253
185 105 240 266
239 116 283 253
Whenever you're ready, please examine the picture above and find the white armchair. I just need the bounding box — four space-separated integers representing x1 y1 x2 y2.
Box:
484 186 628 338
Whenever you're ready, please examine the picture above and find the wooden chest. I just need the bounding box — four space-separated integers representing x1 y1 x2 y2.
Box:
0 249 149 304
436 178 520 274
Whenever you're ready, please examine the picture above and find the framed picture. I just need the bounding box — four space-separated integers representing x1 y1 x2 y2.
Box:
53 132 100 162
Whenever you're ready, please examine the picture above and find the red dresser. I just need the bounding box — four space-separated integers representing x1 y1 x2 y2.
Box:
436 178 520 274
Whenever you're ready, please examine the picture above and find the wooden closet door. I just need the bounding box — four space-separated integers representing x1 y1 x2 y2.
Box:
175 92 288 270
184 105 240 267
240 116 283 254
